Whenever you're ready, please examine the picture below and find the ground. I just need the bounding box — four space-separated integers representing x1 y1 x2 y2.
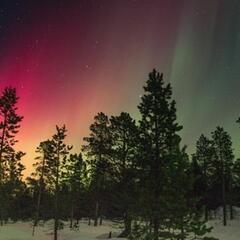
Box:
1 214 240 240
0 220 120 240
208 218 240 240
206 207 240 240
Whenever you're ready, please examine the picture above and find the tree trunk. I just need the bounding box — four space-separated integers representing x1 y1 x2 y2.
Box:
0 211 3 226
203 158 208 222
70 204 74 229
32 185 42 236
230 205 233 220
118 212 132 237
229 175 233 220
153 107 160 240
180 226 184 240
88 217 91 226
32 188 42 236
204 206 208 221
0 117 6 183
54 186 59 240
94 201 99 226
54 182 59 240
99 204 102 225
149 219 152 234
32 154 46 236
54 149 60 240
222 174 227 226
0 118 6 226
153 218 159 240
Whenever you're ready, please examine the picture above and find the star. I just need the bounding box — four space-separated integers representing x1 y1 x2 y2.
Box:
85 64 92 70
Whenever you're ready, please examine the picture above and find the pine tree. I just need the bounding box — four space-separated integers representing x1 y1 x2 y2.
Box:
137 69 182 240
0 87 23 225
7 151 25 183
0 87 23 182
31 140 53 235
50 125 72 240
82 112 112 226
211 127 234 226
109 112 139 237
195 135 214 220
134 69 214 240
31 126 72 239
4 150 25 222
62 153 87 228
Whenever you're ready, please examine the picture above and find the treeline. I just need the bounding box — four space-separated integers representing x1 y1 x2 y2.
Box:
0 69 239 240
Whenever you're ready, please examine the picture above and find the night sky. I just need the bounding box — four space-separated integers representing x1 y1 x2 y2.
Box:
0 0 240 175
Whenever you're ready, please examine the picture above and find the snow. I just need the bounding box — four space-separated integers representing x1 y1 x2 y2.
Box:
208 219 240 240
207 207 240 240
1 213 240 240
0 220 120 240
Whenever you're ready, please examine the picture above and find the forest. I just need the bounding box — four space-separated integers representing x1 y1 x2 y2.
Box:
0 69 238 240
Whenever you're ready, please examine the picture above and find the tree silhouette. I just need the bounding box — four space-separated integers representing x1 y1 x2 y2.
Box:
0 87 23 225
195 134 214 221
82 112 112 226
211 126 234 226
109 112 139 237
50 125 72 240
31 140 53 235
138 69 182 240
62 153 87 228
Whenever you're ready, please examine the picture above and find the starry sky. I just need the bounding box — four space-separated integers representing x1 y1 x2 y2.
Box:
0 0 240 176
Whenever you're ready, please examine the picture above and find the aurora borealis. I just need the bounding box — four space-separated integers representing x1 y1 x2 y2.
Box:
0 0 240 175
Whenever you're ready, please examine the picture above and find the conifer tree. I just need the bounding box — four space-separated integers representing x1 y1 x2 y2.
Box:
135 69 214 240
82 112 112 226
195 134 214 220
62 153 87 228
0 87 23 225
50 125 72 240
109 112 139 237
31 126 72 239
4 150 25 222
7 151 25 183
211 127 234 226
137 69 182 240
31 140 53 235
0 88 23 181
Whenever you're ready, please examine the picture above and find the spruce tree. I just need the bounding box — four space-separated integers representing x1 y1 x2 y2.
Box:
211 127 234 226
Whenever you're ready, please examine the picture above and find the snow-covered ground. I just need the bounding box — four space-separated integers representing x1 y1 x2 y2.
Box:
0 220 121 240
1 214 240 240
208 219 240 240
206 207 240 240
